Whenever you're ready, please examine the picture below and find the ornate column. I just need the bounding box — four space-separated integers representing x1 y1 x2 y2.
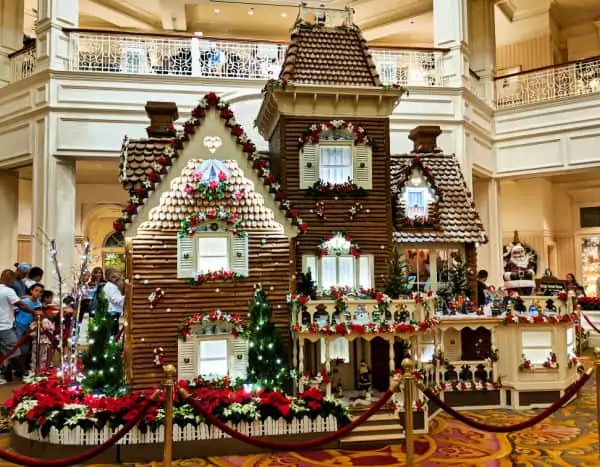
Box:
467 0 496 103
476 178 503 287
35 0 78 72
0 0 25 85
433 0 470 88
31 134 76 292
0 171 19 262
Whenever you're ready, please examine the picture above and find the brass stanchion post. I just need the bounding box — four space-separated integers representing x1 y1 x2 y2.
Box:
578 305 583 357
594 348 600 458
35 314 42 371
402 358 415 467
163 364 176 467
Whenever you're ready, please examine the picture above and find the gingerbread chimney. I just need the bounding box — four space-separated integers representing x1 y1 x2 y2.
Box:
408 125 442 154
145 101 179 137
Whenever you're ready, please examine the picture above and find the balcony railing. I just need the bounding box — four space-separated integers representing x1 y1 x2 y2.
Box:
54 30 446 87
495 55 600 109
9 46 36 83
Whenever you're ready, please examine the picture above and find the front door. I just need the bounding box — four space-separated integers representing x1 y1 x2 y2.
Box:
370 337 390 391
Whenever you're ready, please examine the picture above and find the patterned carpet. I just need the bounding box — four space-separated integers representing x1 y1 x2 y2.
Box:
0 379 597 466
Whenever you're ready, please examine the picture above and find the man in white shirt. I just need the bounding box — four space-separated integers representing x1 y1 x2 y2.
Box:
0 269 37 384
103 268 124 335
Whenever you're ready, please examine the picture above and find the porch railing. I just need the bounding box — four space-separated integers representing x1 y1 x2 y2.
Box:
9 45 36 82
59 30 446 87
495 55 600 109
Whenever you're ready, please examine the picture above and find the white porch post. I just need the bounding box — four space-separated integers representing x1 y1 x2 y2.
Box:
35 0 78 72
0 171 19 263
0 0 25 85
31 141 76 291
467 0 496 103
433 0 470 88
476 178 503 287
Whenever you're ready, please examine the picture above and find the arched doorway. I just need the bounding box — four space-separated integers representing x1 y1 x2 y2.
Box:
102 231 126 273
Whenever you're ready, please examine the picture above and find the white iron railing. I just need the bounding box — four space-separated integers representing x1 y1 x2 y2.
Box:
59 31 446 87
496 56 600 108
9 46 36 82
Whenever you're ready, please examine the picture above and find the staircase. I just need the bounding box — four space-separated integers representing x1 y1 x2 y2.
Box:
340 406 404 446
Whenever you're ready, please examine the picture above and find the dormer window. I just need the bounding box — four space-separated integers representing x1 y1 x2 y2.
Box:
404 169 430 219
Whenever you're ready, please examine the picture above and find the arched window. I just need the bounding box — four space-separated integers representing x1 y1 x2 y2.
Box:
104 231 125 248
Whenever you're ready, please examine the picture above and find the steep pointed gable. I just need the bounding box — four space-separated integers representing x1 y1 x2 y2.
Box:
280 17 381 86
391 126 487 244
114 92 307 237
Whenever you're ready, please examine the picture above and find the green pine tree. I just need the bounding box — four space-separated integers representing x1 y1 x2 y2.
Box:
246 284 289 389
384 248 410 299
80 291 124 395
297 269 317 299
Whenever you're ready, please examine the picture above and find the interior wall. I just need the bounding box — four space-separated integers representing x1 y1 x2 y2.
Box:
496 35 554 73
17 179 126 265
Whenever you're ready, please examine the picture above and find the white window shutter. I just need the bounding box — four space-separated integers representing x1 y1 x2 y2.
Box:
230 235 249 277
177 338 197 381
177 237 196 278
358 255 374 289
230 337 249 380
300 144 319 189
353 145 372 190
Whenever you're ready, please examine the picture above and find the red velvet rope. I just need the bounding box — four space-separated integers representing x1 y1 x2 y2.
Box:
582 312 600 334
0 329 33 365
43 331 60 350
418 370 591 433
182 388 395 450
0 389 161 467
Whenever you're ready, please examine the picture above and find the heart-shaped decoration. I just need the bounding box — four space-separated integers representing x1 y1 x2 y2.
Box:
203 136 223 154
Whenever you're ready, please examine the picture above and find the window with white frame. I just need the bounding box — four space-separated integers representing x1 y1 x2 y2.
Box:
303 234 373 290
406 187 428 218
319 145 353 184
521 331 552 365
299 135 372 190
198 339 229 377
123 47 146 73
177 232 248 279
320 337 350 364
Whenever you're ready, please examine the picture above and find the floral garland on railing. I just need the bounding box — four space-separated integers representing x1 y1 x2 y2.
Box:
178 207 246 238
291 317 439 336
502 312 577 325
428 380 502 395
4 372 350 437
307 179 367 197
315 232 361 259
543 352 559 369
178 310 247 340
298 120 372 148
114 91 308 234
262 78 294 94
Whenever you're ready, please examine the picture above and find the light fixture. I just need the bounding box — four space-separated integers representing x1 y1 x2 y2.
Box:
194 31 203 36
214 8 220 14
281 12 287 17
248 8 255 15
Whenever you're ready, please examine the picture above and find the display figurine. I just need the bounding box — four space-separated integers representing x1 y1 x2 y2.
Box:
336 382 343 398
358 360 371 396
503 236 536 295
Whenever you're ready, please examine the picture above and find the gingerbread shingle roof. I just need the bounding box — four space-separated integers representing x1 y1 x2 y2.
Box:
279 25 381 86
391 154 488 244
114 92 307 235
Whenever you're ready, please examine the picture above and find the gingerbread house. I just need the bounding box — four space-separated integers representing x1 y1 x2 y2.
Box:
116 98 304 389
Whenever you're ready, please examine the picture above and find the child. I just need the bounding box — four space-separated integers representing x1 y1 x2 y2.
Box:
30 294 56 374
14 284 44 378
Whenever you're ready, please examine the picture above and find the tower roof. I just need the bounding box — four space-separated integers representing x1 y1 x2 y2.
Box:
279 7 381 86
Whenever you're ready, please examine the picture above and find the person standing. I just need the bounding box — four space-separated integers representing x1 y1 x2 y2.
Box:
12 263 31 297
477 270 489 307
0 269 37 384
103 268 124 335
24 267 44 289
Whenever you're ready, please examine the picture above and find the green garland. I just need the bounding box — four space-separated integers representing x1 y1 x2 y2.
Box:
179 207 247 238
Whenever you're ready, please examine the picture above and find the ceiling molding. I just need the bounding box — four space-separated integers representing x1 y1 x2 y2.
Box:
495 0 517 22
358 0 431 31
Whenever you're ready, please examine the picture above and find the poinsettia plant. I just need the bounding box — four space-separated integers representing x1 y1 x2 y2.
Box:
502 312 577 325
3 371 350 437
291 317 439 335
542 352 559 369
315 232 361 259
307 179 367 197
188 270 246 286
519 354 533 372
178 310 248 340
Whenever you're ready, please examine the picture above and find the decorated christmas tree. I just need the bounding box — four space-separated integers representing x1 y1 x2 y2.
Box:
384 248 410 299
246 284 289 389
80 291 124 395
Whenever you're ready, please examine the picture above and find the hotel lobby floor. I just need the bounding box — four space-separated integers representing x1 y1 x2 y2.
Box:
0 376 597 466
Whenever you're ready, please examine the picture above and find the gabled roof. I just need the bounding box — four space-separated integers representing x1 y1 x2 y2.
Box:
115 92 307 237
391 153 488 244
279 21 381 86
